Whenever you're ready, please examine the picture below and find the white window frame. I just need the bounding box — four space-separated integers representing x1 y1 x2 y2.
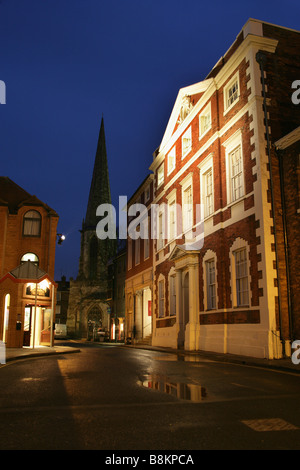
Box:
167 147 176 175
223 130 244 205
158 277 165 318
157 164 164 188
167 192 177 242
230 239 250 308
157 210 164 251
180 173 193 234
144 218 150 260
199 103 211 139
224 71 240 115
202 250 218 311
182 127 192 158
230 146 243 202
183 185 193 232
205 259 216 310
199 154 214 219
169 272 176 317
234 248 249 307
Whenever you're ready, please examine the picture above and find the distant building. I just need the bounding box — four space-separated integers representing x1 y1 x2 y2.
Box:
126 19 300 359
66 118 116 339
0 177 59 348
55 275 70 325
109 241 126 341
125 175 154 344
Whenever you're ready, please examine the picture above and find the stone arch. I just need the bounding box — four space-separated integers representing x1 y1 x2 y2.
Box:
86 304 103 340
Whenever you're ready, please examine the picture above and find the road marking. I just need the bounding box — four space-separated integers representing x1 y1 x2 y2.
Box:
242 418 299 432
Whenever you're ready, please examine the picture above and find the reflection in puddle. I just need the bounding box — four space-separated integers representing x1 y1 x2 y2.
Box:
20 377 45 382
139 374 207 402
154 354 214 363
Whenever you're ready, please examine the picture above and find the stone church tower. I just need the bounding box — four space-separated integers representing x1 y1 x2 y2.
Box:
66 117 116 339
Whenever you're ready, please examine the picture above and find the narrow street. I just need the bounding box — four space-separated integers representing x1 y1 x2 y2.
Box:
0 342 299 450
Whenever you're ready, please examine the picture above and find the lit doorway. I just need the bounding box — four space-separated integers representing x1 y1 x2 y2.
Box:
142 287 152 338
3 294 10 343
23 306 52 347
23 306 32 347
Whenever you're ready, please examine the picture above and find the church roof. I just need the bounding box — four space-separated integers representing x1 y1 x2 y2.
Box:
84 117 112 229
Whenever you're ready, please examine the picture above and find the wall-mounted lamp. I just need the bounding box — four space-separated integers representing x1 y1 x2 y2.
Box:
57 233 66 245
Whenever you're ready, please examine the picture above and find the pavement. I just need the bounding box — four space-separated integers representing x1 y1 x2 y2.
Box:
2 344 81 363
1 340 300 374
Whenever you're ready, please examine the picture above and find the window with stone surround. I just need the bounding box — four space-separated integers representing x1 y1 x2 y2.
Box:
230 145 243 202
224 72 240 113
199 103 211 139
182 127 192 158
23 210 41 237
203 250 217 311
158 279 165 318
206 259 216 310
157 164 164 188
223 129 244 205
183 185 193 231
167 147 176 174
234 248 249 306
169 274 176 316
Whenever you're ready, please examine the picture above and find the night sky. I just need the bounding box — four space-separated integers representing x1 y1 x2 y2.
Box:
0 0 299 280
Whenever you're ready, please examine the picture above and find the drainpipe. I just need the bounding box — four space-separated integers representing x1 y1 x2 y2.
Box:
275 147 293 343
256 51 285 357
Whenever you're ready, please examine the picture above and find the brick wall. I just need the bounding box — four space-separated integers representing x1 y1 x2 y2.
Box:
0 205 58 279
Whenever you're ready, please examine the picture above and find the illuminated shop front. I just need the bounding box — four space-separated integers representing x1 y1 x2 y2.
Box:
0 261 57 348
110 316 125 342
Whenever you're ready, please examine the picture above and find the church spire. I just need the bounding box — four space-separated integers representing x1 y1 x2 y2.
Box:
84 117 112 229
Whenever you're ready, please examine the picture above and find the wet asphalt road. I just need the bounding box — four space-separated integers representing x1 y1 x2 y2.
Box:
0 341 300 450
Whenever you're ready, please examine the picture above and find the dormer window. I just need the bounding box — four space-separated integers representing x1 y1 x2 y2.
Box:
23 210 41 237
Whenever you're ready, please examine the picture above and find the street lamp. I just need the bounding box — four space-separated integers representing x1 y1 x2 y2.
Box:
57 233 66 245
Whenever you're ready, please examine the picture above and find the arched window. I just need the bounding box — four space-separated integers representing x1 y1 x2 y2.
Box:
21 253 39 265
23 210 41 237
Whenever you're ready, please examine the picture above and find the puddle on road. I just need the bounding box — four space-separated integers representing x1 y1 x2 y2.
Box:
139 374 207 402
154 354 214 363
20 377 46 383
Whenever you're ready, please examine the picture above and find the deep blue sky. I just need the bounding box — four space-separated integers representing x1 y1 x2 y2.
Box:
0 0 299 280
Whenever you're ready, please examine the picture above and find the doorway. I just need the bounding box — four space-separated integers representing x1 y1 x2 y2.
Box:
142 287 152 338
23 306 32 347
3 294 10 343
183 272 189 328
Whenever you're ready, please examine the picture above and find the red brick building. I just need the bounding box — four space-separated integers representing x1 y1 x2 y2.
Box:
126 19 300 359
125 175 154 343
0 177 59 348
